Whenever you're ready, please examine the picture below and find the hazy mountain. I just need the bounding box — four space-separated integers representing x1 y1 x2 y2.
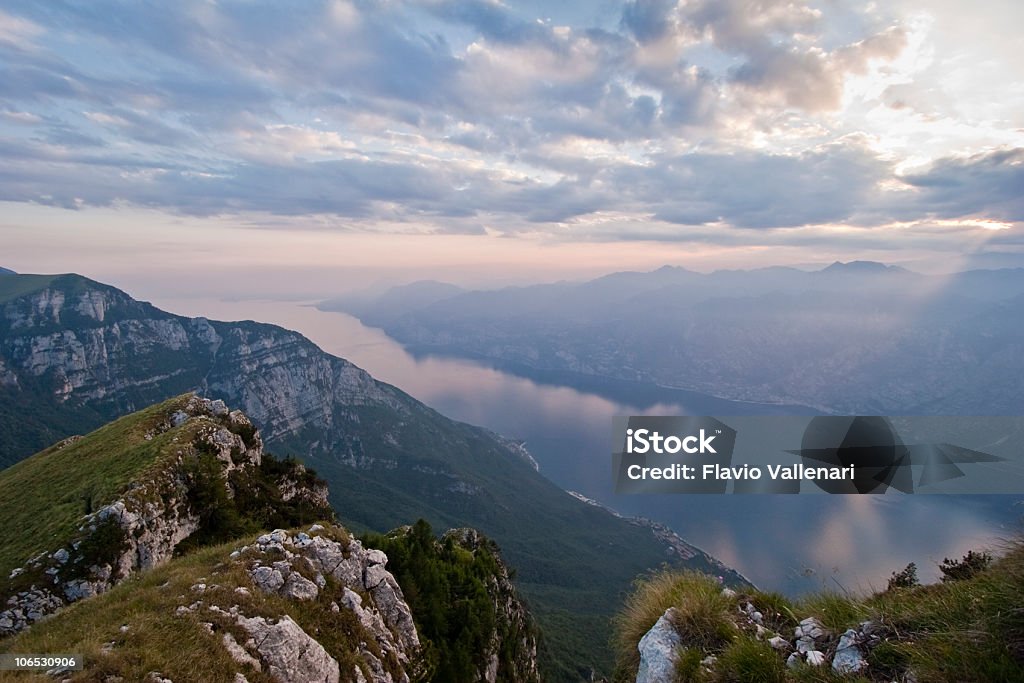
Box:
333 263 1024 414
321 280 466 325
0 273 743 680
0 267 14 276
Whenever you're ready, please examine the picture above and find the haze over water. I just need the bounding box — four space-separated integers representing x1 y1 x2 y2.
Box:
155 296 1020 595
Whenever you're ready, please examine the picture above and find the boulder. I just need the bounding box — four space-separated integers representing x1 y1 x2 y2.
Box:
236 614 340 683
636 608 681 683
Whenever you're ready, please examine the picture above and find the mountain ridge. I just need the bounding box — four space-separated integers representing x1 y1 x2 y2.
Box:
330 264 1024 415
0 272 744 680
0 395 540 682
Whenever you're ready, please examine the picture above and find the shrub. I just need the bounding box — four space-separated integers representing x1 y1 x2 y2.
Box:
887 562 919 590
940 550 992 582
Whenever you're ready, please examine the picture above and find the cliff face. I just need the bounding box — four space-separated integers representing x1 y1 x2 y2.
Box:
0 274 746 680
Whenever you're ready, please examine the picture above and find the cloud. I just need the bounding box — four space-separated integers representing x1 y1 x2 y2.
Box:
0 0 1017 249
902 148 1024 222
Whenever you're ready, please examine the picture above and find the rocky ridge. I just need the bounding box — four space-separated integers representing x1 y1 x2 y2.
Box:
0 396 542 682
177 524 423 683
0 395 328 637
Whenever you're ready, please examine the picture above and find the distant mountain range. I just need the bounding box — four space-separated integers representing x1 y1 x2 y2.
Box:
0 273 743 681
322 263 1024 414
0 267 15 276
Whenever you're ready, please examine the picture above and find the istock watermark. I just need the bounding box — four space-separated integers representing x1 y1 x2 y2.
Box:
612 415 1024 494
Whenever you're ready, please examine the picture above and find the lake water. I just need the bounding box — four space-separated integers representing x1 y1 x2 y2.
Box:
154 296 1021 595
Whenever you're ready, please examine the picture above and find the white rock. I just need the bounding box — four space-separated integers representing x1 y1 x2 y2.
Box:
769 636 789 650
249 566 285 593
222 632 262 671
364 549 387 566
805 650 826 667
364 563 389 590
282 573 319 601
798 617 828 640
832 629 867 674
236 614 340 683
636 609 680 683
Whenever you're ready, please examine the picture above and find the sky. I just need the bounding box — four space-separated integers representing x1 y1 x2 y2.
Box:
1 0 1023 298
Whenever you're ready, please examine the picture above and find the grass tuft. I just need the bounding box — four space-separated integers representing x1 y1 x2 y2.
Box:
712 639 785 683
612 570 736 682
613 538 1024 683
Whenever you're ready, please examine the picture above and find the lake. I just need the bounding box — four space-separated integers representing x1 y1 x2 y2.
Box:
153 296 1021 595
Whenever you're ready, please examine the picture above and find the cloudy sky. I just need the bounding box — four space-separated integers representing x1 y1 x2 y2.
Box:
1 0 1022 296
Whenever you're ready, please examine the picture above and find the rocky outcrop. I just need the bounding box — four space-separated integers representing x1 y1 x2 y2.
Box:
443 528 541 683
240 526 420 675
633 593 882 682
636 609 681 683
0 396 326 637
0 275 406 466
177 523 422 683
235 614 340 683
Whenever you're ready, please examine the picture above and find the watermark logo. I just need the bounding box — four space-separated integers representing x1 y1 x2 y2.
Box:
612 415 1018 495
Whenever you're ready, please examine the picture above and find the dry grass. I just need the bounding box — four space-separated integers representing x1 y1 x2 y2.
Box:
612 570 736 682
613 540 1024 683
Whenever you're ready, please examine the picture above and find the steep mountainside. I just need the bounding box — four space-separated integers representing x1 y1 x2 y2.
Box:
0 273 744 680
0 396 540 683
330 265 1024 414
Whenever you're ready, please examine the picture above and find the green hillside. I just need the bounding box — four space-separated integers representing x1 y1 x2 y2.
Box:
0 395 194 579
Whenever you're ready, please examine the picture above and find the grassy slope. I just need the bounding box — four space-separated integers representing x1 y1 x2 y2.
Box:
0 539 272 683
0 275 57 304
0 396 193 579
613 543 1024 683
0 528 381 683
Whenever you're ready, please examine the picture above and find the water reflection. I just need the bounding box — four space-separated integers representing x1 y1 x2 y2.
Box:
153 297 1021 594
